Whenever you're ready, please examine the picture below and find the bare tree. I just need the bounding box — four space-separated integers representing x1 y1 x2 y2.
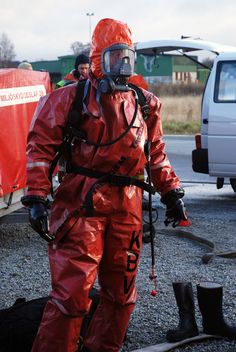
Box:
0 33 16 68
70 41 90 56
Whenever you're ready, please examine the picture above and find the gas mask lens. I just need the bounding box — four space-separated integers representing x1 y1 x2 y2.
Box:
102 44 135 77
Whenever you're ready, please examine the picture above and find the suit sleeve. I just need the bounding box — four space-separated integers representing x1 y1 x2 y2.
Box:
145 91 181 196
24 85 77 198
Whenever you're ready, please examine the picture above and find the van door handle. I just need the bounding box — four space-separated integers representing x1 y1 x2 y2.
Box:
203 118 208 124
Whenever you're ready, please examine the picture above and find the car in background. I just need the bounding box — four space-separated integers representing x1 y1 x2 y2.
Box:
136 38 236 192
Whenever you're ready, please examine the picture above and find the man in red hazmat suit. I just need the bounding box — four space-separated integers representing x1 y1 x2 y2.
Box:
21 18 188 352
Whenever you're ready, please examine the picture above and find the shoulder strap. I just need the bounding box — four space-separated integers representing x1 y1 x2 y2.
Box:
48 80 86 185
70 79 87 113
128 82 150 120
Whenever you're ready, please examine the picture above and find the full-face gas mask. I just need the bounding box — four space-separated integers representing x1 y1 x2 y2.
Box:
98 43 135 93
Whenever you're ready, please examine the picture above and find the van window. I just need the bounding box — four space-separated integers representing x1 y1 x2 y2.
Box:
214 61 236 102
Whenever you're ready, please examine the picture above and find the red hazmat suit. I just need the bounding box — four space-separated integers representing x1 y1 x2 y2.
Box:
25 18 181 352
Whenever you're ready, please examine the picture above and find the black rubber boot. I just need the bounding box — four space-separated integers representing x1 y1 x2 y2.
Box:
166 282 199 342
197 281 236 339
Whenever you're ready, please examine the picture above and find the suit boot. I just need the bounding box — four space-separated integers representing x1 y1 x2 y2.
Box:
197 281 236 339
166 282 199 342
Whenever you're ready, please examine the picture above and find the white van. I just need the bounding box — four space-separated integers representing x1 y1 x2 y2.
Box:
136 39 236 192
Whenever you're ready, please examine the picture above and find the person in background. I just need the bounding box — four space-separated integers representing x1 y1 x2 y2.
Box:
56 53 90 180
18 61 33 70
21 18 188 352
55 54 90 88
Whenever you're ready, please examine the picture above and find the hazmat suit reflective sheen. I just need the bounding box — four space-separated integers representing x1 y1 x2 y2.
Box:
26 18 181 352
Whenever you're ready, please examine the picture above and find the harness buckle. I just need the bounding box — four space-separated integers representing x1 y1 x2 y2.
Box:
141 104 150 120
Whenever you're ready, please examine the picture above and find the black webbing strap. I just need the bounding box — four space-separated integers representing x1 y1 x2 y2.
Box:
69 164 155 194
68 164 155 216
48 80 87 195
128 83 150 120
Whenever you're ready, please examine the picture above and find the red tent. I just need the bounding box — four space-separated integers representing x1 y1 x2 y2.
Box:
0 69 52 196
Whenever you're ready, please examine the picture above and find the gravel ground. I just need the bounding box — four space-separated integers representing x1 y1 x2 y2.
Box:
0 185 236 352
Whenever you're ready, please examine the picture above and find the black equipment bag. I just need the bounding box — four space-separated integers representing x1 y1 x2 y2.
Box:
0 296 48 352
0 288 100 352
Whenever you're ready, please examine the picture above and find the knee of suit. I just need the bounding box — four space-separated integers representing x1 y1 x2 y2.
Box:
51 295 92 317
101 285 138 307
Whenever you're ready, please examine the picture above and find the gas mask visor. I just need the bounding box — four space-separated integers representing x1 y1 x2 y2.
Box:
101 43 135 78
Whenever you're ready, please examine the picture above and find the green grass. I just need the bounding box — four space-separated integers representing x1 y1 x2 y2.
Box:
162 120 201 135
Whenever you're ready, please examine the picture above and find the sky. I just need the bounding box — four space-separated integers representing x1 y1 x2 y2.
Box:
1 0 236 62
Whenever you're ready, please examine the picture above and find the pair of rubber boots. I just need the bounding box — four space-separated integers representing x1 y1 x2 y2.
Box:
166 281 236 342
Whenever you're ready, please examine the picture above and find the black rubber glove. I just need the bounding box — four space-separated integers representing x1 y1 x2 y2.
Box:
21 196 55 242
161 188 188 228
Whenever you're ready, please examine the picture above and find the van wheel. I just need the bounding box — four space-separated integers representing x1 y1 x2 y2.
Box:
230 178 236 192
217 178 224 189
